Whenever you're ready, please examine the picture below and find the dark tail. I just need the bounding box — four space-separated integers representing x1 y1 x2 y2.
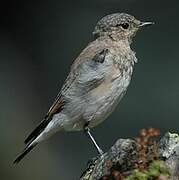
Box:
24 118 50 145
14 117 51 164
13 143 37 164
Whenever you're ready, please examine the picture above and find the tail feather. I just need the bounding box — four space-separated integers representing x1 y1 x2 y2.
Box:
13 143 37 164
24 118 50 145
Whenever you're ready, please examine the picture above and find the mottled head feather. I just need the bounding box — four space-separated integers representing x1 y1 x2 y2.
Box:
93 13 141 39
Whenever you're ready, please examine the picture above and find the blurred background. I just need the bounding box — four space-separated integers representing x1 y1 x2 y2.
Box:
0 0 179 179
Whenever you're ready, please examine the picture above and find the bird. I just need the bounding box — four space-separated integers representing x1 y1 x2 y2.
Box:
13 13 154 164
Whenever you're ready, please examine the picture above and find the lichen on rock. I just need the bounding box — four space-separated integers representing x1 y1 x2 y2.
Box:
80 129 179 180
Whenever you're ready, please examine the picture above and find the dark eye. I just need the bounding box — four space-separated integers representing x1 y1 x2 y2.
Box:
121 23 129 29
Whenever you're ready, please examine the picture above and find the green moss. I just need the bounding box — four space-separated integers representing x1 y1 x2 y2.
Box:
125 169 148 180
125 160 170 180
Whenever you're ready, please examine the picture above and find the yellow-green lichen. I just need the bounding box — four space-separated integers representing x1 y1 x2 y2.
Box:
168 132 179 139
125 160 170 180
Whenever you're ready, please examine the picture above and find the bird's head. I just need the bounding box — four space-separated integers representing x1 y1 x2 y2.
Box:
93 13 154 42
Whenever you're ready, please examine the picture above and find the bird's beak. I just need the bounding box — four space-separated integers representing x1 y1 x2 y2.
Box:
139 21 155 27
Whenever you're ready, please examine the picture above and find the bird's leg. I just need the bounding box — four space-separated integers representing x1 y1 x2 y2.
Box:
84 124 104 156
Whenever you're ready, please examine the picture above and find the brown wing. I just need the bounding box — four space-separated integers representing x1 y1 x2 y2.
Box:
46 39 109 117
46 95 65 117
61 39 110 93
24 38 111 145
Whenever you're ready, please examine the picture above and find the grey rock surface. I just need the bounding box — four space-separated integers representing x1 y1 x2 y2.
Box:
80 139 137 180
158 133 179 179
80 132 179 180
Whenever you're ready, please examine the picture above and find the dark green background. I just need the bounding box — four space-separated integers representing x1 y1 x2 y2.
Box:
0 0 178 179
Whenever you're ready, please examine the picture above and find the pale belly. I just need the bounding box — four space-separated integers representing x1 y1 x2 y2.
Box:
87 72 131 128
65 69 132 131
62 61 134 131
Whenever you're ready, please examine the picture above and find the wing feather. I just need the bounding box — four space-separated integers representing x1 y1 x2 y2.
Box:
24 39 110 144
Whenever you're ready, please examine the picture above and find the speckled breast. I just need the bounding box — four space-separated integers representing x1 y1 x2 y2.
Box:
86 50 135 128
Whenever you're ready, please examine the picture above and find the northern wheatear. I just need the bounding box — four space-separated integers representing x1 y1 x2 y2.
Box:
14 13 154 163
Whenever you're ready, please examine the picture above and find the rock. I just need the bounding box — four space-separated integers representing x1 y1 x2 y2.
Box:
80 131 179 180
80 139 137 180
158 132 179 179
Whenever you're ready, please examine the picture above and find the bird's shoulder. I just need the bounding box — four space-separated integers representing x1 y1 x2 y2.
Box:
60 38 110 89
71 38 113 69
46 38 123 118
